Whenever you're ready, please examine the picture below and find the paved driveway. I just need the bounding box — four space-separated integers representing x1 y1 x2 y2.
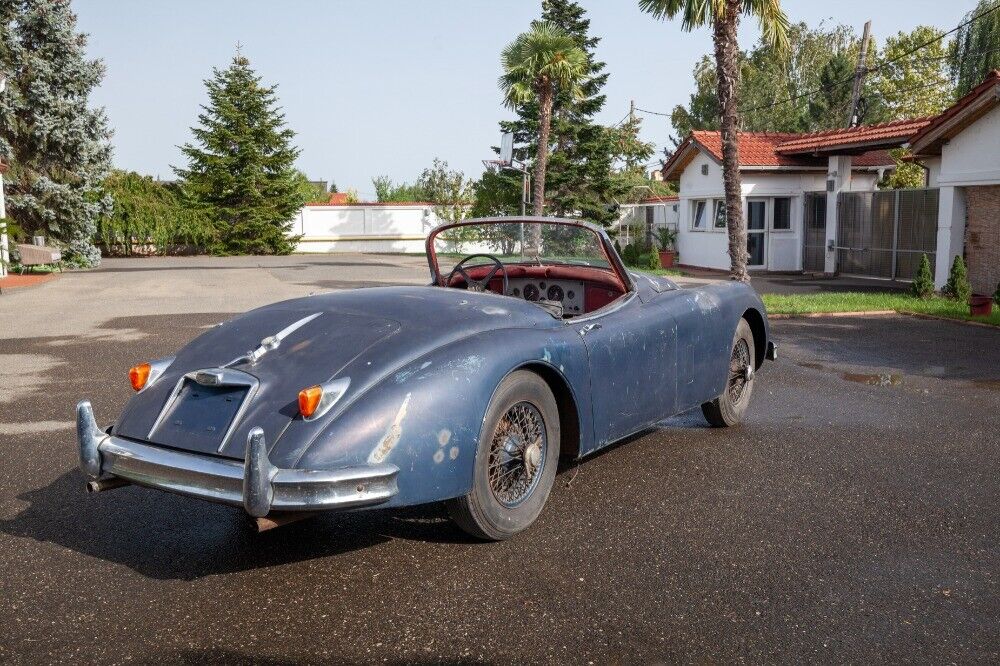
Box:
0 256 997 663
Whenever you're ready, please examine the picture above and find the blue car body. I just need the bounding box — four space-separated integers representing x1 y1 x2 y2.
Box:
76 218 773 518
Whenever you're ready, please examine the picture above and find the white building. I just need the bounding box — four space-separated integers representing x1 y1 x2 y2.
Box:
910 69 1000 293
660 131 895 272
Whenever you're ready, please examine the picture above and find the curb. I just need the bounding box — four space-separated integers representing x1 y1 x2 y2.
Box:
898 310 1000 330
769 310 896 319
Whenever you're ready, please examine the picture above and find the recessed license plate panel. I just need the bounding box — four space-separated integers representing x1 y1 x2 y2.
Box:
151 379 249 452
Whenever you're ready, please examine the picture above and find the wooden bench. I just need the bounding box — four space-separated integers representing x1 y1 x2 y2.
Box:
17 243 62 273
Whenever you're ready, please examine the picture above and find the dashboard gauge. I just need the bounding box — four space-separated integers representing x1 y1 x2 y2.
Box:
523 283 540 301
566 290 575 300
510 287 520 297
546 284 564 302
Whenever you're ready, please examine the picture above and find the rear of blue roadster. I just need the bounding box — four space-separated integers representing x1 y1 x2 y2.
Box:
76 218 773 539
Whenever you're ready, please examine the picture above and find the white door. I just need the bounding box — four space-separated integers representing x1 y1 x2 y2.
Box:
746 199 767 269
767 196 799 271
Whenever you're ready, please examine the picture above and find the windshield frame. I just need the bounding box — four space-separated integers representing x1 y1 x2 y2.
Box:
426 217 635 294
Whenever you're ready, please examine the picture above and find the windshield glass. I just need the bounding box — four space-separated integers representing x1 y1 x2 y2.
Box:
432 220 612 278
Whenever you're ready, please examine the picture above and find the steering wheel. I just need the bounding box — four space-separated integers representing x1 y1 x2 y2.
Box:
447 254 508 295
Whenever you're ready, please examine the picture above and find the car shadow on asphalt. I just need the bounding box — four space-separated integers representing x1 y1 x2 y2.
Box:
0 469 480 581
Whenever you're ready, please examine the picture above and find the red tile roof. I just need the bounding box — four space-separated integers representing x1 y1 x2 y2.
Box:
774 117 934 155
909 70 1000 155
639 194 678 203
660 130 896 180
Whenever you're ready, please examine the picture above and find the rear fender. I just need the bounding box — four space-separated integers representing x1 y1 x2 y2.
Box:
287 328 589 507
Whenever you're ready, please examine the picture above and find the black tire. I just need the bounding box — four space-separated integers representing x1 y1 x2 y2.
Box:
447 370 560 540
701 318 756 427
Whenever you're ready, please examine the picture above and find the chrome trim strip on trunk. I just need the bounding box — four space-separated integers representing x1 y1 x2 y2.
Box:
77 400 398 516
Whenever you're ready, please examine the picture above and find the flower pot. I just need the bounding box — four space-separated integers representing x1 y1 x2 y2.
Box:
658 250 676 269
969 295 993 317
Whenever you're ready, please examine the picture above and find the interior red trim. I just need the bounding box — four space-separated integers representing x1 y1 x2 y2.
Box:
448 263 625 314
448 263 624 292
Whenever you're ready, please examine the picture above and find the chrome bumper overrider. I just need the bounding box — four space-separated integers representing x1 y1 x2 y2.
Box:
76 400 399 517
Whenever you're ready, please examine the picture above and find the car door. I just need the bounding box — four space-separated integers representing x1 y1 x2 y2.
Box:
576 293 678 453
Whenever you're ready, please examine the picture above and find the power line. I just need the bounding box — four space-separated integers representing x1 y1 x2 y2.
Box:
866 0 1000 75
634 0 1000 119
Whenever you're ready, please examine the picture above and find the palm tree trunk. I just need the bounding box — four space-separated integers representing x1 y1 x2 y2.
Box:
713 2 749 283
532 80 552 217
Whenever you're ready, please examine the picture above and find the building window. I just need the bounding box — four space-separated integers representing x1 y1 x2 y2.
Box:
691 200 707 230
773 197 791 230
713 200 727 229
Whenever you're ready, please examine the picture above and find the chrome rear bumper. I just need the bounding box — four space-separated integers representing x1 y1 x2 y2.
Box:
76 400 398 517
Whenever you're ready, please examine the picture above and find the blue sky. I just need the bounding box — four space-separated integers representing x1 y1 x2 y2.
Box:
75 1 973 198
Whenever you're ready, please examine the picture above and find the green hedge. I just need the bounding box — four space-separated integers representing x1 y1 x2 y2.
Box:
97 171 216 256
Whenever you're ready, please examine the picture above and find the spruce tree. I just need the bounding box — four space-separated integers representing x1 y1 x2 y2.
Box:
942 255 972 302
0 0 113 266
911 253 934 299
499 0 618 225
175 53 302 255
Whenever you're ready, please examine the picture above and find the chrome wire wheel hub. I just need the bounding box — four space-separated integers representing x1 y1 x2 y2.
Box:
728 338 752 403
487 402 546 507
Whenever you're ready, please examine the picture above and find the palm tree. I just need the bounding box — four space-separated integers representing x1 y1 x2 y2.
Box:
639 0 788 282
500 22 588 216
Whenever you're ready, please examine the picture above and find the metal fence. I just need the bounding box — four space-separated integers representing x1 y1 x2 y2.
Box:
802 192 827 272
836 188 938 280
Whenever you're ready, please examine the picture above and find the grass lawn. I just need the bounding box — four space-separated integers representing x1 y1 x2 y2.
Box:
634 268 683 277
762 292 1000 327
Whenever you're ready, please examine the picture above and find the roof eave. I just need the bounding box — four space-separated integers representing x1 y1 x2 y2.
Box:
909 84 1000 157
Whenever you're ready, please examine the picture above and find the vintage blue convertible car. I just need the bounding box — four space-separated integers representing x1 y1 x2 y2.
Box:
77 218 775 539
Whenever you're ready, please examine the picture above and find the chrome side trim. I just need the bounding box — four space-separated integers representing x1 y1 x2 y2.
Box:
76 401 399 516
145 367 260 453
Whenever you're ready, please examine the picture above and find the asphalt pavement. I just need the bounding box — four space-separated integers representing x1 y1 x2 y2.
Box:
0 255 997 664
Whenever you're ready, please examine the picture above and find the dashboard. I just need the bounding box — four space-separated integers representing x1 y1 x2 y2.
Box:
506 278 586 314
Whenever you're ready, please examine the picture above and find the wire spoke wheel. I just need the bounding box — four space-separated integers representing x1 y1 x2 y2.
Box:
487 402 546 507
728 338 752 403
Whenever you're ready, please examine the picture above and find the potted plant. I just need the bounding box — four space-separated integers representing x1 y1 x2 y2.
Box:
970 294 993 317
656 227 678 269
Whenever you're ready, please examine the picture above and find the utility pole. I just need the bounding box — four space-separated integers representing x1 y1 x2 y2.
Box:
629 99 635 123
848 20 872 127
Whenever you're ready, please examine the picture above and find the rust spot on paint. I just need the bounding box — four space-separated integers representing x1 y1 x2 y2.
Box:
368 393 411 464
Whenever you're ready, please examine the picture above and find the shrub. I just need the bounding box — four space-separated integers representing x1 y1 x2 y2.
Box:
641 249 662 270
911 253 935 299
994 281 1000 306
942 255 971 302
621 242 639 266
97 171 216 256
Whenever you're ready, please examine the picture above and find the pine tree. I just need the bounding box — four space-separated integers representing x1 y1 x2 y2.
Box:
499 0 618 225
175 53 302 255
911 253 935 299
942 255 972 302
0 0 113 266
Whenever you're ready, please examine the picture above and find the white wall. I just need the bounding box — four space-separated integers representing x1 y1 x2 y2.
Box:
937 105 1000 187
292 203 442 253
674 149 881 271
